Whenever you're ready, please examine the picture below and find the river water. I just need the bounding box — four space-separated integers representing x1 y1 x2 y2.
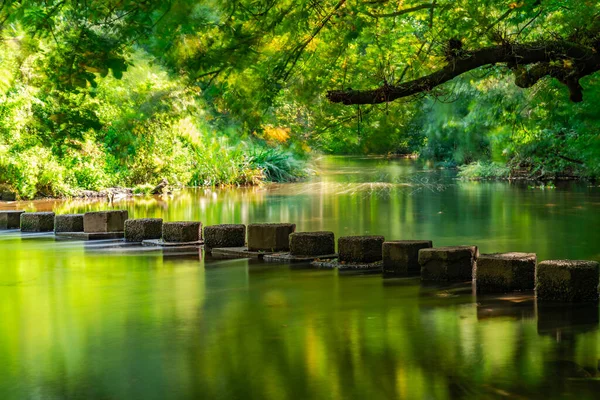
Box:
1 156 600 399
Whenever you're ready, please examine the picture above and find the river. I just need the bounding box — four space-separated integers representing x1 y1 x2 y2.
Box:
1 156 600 399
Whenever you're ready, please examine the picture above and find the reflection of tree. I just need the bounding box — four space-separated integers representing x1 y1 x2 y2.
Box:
537 302 599 381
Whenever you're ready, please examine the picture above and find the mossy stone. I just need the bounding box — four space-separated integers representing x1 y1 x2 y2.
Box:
289 231 335 256
20 212 55 232
204 224 246 251
475 252 536 293
536 260 599 302
338 235 385 263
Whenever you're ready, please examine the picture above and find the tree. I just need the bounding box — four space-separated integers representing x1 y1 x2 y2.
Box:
326 1 600 105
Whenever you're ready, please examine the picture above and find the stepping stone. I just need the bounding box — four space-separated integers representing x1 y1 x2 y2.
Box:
84 210 128 233
536 260 600 302
383 240 433 277
338 235 385 263
20 212 55 232
419 246 478 281
290 231 335 256
264 252 338 264
475 252 536 293
311 258 383 273
162 221 202 243
211 247 273 260
204 224 246 252
0 187 16 201
54 214 84 233
55 232 125 240
124 218 163 242
0 211 25 229
247 223 296 252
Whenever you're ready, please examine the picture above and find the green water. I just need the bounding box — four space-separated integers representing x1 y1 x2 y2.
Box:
1 156 600 399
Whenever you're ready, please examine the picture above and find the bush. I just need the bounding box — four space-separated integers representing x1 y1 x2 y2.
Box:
0 146 72 198
246 146 307 183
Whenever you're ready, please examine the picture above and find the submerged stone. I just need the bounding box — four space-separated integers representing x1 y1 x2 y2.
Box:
0 211 25 229
475 252 536 293
338 235 385 263
289 231 335 256
54 214 84 233
247 223 296 252
536 260 600 302
20 212 55 232
419 246 478 281
124 218 163 242
162 221 202 243
84 210 128 233
210 246 270 259
204 224 246 251
383 240 433 276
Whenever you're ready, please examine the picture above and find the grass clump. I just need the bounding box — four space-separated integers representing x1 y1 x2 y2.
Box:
458 161 511 180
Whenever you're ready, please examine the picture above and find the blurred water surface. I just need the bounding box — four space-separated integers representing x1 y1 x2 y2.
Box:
1 156 600 399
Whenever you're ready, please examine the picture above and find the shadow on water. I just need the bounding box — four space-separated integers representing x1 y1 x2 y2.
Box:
476 293 536 321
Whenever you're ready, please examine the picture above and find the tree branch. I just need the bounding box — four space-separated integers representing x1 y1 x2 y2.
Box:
363 2 436 18
327 40 600 104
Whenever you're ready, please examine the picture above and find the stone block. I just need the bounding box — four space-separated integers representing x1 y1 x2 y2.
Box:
289 231 335 256
162 222 202 243
124 218 163 242
54 214 84 233
475 252 536 293
0 211 25 229
247 223 296 252
204 224 246 251
419 246 478 281
20 212 55 232
0 191 16 201
84 210 128 233
383 240 433 276
338 235 385 263
536 260 599 302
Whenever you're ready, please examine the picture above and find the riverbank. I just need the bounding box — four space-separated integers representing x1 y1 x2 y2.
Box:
0 145 308 201
456 161 593 182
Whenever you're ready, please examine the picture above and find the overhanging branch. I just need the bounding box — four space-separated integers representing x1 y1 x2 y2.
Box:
327 40 600 104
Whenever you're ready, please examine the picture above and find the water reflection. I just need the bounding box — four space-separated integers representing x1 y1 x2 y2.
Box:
476 294 536 321
1 157 600 399
2 156 599 261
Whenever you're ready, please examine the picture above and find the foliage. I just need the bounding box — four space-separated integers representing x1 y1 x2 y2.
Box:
246 146 307 183
1 0 600 198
